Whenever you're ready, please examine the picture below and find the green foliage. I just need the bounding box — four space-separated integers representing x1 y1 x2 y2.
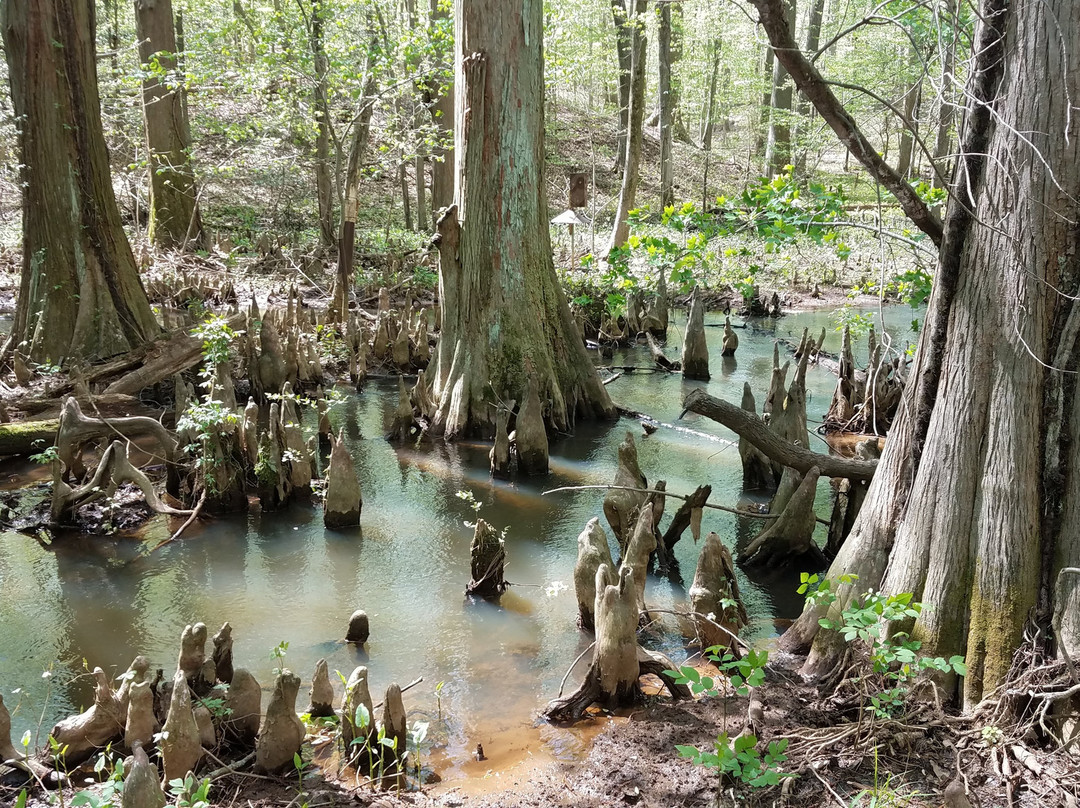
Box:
799 574 966 718
168 773 211 808
664 648 793 790
832 304 875 338
676 733 793 788
270 640 290 675
29 445 60 465
71 749 125 808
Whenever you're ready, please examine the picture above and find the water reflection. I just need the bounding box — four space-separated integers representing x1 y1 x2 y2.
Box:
0 306 917 780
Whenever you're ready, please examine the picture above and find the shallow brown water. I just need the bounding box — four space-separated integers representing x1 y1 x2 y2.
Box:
0 306 917 783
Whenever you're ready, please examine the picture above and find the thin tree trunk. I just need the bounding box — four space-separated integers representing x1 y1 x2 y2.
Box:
611 0 631 172
2 0 159 363
399 160 413 232
895 52 922 179
334 44 378 321
700 38 720 151
931 0 957 189
657 1 673 210
311 0 335 249
607 0 647 253
135 0 206 251
427 0 454 221
793 0 825 175
765 0 796 177
432 0 615 438
754 39 774 156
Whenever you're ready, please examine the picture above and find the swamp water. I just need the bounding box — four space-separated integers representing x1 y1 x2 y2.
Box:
0 306 916 784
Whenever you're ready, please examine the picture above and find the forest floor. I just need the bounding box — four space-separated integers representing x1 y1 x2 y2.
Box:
150 647 1073 808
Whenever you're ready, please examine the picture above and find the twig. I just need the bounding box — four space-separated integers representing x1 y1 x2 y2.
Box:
135 489 208 561
207 751 256 780
372 676 423 710
542 484 779 520
810 764 848 808
558 642 595 698
642 608 753 652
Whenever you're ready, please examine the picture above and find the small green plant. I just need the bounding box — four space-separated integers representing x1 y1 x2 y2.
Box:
434 680 445 721
71 747 125 807
29 444 60 465
293 751 311 807
677 733 792 788
270 640 289 675
799 573 967 718
168 773 211 808
409 719 430 780
176 314 243 494
665 648 794 792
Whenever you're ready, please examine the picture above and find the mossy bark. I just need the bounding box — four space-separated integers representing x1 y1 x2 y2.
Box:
780 0 1080 711
430 0 615 439
1 0 159 362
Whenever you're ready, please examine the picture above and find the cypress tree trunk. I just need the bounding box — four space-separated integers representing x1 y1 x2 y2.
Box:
431 0 616 438
135 0 205 251
764 0 796 176
2 0 159 363
611 0 632 173
778 0 1080 710
608 0 647 252
657 2 673 210
311 0 335 249
427 0 454 220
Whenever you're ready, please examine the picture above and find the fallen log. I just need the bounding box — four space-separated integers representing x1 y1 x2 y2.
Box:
103 314 246 396
0 419 59 457
681 387 877 481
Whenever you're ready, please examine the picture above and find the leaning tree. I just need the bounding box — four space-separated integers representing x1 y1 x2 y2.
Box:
1 0 159 363
749 0 1080 709
431 0 615 437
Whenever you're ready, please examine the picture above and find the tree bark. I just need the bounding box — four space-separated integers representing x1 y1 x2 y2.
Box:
431 0 615 438
427 0 454 219
334 43 378 321
2 0 160 363
750 0 944 246
311 0 335 249
764 0 795 177
781 0 1080 710
135 0 205 251
657 1 673 209
611 0 631 172
607 0 647 252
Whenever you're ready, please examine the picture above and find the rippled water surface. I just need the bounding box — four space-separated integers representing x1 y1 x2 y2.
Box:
0 306 916 779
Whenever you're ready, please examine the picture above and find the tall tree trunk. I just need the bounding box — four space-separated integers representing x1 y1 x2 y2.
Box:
310 0 335 249
432 0 616 438
931 0 957 189
611 0 631 172
607 0 647 252
135 0 206 251
754 38 774 156
2 0 159 363
700 37 721 151
764 0 796 177
894 49 922 180
777 0 1080 711
427 0 454 221
793 0 825 175
334 46 378 322
657 1 673 210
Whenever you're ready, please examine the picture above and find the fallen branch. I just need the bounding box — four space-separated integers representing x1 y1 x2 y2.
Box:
682 388 878 481
543 484 779 519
